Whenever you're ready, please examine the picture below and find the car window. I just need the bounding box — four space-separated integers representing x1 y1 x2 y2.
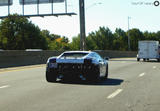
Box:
60 52 88 59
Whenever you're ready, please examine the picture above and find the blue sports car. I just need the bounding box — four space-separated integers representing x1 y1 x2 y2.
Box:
46 51 109 82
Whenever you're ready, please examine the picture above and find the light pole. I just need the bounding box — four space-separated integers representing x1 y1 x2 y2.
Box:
79 0 86 51
128 16 131 51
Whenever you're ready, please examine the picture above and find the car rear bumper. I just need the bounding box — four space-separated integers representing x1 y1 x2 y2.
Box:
47 63 99 77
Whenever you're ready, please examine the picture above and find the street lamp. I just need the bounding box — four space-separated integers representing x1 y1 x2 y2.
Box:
128 16 131 51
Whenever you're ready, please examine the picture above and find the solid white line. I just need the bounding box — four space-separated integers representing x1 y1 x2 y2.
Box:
107 89 123 99
153 66 156 69
0 85 10 89
139 73 145 77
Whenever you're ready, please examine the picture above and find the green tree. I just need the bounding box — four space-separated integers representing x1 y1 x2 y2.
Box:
69 35 80 50
48 36 70 50
40 30 70 50
86 27 114 50
143 31 157 40
113 28 128 51
155 31 160 41
127 28 145 51
0 14 48 50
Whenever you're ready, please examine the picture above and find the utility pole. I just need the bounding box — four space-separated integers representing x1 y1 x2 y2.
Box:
128 16 131 51
79 0 86 51
8 0 10 15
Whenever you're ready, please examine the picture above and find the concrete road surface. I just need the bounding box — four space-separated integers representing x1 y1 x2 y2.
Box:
0 58 160 111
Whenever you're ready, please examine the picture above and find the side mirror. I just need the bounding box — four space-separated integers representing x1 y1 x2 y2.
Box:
104 57 109 60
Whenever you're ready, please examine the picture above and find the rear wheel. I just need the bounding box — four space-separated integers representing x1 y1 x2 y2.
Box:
105 65 108 79
143 58 146 61
46 71 57 82
86 66 100 82
137 58 140 61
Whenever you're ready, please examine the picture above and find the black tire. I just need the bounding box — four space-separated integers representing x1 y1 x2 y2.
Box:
157 59 160 62
137 58 140 61
46 71 57 82
105 65 108 79
143 58 146 61
86 66 100 82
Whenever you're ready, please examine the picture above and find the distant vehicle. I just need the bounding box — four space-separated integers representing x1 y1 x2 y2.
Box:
25 49 43 51
46 51 109 82
137 41 160 62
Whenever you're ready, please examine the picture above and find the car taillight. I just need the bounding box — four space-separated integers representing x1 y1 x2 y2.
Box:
49 59 56 63
84 59 92 64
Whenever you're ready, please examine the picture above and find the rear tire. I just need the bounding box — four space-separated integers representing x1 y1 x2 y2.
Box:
46 71 57 82
143 58 146 61
105 65 108 79
137 58 140 61
86 66 100 83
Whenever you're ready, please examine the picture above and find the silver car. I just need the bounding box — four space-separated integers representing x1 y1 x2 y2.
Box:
46 51 108 82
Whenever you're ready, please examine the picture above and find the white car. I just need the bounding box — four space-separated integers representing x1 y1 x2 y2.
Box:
46 51 109 82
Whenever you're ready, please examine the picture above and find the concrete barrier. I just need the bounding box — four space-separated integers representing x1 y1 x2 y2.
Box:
0 50 137 68
94 50 137 58
0 51 63 68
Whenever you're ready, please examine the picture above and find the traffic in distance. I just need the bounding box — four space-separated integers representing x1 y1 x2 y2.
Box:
46 51 109 82
137 41 160 62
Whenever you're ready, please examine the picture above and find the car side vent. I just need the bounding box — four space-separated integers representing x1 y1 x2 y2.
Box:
84 59 92 64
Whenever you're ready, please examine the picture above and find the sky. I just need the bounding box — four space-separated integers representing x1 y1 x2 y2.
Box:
0 0 160 41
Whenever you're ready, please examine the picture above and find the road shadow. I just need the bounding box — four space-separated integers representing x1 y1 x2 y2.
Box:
138 60 160 63
110 59 160 63
57 78 124 86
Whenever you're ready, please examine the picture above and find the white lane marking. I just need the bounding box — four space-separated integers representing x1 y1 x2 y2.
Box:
153 66 156 69
107 89 123 99
0 85 10 89
139 73 145 77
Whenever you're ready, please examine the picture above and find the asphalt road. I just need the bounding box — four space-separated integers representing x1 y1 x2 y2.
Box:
0 58 160 111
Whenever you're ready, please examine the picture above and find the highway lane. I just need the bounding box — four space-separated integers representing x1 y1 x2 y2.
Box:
0 58 160 111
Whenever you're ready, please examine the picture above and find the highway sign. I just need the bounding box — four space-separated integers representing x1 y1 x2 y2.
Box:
19 0 64 5
0 0 13 6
